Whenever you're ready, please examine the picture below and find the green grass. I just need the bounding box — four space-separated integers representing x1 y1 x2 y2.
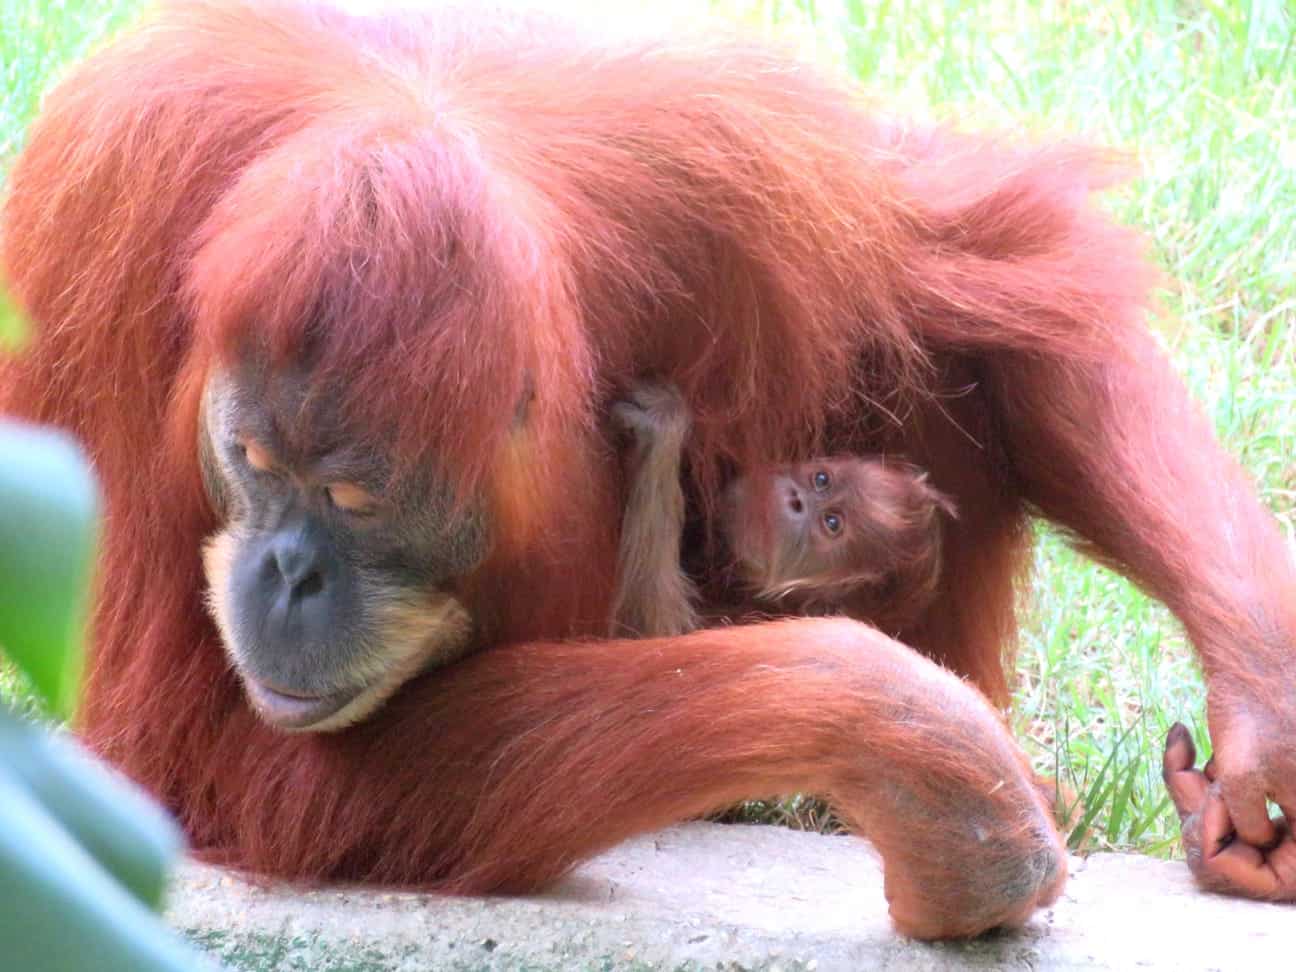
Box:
2 0 1292 858
0 0 138 166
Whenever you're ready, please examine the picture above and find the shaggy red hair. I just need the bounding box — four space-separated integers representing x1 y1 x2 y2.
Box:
4 0 1293 938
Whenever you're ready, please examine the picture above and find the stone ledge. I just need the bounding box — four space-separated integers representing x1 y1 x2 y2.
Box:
165 822 1292 971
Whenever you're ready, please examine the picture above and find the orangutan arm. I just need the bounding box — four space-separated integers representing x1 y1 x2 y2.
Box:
205 618 1066 940
608 382 702 637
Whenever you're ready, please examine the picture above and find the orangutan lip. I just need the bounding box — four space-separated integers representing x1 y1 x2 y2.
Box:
243 678 360 730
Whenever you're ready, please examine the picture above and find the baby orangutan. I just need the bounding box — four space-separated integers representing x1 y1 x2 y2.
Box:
610 382 956 637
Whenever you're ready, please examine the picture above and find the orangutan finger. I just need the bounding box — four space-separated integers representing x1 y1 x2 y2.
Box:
1204 843 1281 897
1270 834 1296 893
1163 724 1209 822
1200 784 1236 852
1198 788 1281 897
1218 773 1280 849
1163 723 1197 770
1202 756 1217 782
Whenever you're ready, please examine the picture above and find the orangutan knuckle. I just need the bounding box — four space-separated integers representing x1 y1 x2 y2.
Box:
611 400 648 433
640 386 689 431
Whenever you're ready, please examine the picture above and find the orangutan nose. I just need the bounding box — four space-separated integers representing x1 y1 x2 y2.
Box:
786 485 806 518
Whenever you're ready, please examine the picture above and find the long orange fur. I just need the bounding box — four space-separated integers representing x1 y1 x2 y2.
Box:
3 0 1293 938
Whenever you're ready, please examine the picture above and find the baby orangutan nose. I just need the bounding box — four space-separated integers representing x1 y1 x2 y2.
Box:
786 483 806 517
776 476 810 525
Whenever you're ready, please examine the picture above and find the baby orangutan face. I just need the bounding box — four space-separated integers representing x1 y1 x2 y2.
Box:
721 457 955 615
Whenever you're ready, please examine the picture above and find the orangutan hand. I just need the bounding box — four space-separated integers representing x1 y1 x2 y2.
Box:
1163 722 1296 900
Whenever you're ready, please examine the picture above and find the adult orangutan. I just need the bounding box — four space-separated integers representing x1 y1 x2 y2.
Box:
609 380 955 637
2 0 1293 940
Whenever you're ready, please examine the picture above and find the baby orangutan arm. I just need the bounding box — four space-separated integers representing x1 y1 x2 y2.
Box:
609 382 702 637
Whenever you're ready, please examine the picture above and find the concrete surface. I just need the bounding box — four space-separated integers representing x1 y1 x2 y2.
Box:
166 822 1293 971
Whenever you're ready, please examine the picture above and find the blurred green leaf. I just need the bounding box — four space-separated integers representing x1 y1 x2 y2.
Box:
0 294 27 349
0 760 212 971
0 706 182 908
0 421 98 718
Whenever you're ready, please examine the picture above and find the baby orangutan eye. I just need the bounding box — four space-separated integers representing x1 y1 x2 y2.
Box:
326 482 380 516
822 511 843 536
813 470 830 491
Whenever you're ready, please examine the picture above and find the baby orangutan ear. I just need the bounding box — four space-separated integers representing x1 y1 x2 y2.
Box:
898 464 958 522
922 476 959 521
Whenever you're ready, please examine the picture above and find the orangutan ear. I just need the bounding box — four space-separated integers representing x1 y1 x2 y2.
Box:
197 380 228 520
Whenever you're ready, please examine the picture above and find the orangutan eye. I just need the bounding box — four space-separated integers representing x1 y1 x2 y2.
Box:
823 512 843 535
326 482 380 516
238 438 277 474
813 470 830 491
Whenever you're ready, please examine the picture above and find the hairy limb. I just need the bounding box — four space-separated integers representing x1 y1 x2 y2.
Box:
988 337 1296 888
196 618 1063 939
608 382 701 637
